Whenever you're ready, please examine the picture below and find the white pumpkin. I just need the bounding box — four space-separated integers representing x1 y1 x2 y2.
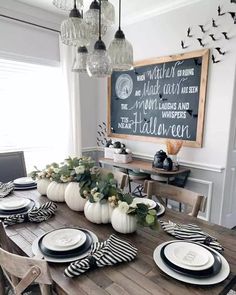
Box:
37 178 51 196
65 182 86 212
111 207 137 234
84 200 113 224
46 181 67 202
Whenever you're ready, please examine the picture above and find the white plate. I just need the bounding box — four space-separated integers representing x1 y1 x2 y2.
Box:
153 241 230 285
42 228 87 251
164 241 215 270
157 203 165 217
13 177 35 185
0 197 31 210
32 230 98 263
132 198 157 209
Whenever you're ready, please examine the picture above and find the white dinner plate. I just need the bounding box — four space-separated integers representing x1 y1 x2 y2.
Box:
13 177 36 185
153 241 230 285
132 197 157 209
0 197 31 210
164 241 215 270
42 228 87 251
156 203 165 217
32 230 98 263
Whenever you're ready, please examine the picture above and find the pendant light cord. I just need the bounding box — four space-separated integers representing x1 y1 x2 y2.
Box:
99 0 101 40
119 0 121 30
74 0 76 8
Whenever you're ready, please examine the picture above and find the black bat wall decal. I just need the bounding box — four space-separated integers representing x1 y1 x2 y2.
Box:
197 38 205 47
181 40 188 49
222 32 230 40
199 25 206 33
215 47 226 55
218 6 225 16
209 34 218 41
212 54 220 63
231 0 236 3
212 19 218 28
228 12 236 20
194 58 202 66
187 27 193 37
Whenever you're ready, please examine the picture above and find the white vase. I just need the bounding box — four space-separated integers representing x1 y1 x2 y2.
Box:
84 200 113 224
36 178 51 196
111 207 137 234
46 181 67 202
65 182 87 212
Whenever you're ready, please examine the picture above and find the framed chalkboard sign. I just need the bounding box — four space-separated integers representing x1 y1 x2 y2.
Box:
107 49 209 147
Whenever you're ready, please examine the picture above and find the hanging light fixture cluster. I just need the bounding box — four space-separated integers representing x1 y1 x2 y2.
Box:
53 0 133 77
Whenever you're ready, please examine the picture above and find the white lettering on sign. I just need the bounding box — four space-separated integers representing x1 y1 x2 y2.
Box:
177 68 195 77
189 86 198 93
121 104 128 110
137 74 145 81
135 90 141 96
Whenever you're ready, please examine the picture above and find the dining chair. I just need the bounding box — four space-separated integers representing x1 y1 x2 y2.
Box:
0 223 53 295
144 180 205 217
99 168 128 190
0 151 27 182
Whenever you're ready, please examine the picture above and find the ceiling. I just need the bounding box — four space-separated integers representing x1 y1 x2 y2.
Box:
16 0 201 25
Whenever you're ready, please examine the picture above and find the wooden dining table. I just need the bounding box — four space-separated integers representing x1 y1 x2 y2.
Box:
4 189 236 295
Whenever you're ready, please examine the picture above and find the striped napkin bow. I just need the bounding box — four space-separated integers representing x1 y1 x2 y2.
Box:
0 182 14 198
64 234 137 278
160 220 223 252
3 202 57 226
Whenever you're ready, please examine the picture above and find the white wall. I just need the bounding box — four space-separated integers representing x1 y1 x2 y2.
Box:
97 0 236 171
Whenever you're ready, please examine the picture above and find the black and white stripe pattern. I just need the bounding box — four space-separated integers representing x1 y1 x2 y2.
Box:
160 220 223 252
3 202 57 226
0 182 14 198
64 234 137 278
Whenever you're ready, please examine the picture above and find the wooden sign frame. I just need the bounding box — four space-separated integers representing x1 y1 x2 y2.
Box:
107 49 210 148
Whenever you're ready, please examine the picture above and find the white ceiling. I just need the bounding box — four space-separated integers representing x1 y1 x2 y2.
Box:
16 0 201 25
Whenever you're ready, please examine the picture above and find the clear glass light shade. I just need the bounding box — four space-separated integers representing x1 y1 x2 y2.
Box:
72 47 88 73
87 49 112 78
53 0 83 10
84 9 107 39
108 38 133 71
101 0 115 27
60 17 90 46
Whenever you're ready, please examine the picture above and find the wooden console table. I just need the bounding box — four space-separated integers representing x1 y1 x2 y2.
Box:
99 158 191 193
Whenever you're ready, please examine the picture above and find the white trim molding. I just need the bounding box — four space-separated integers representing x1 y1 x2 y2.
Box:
123 0 203 26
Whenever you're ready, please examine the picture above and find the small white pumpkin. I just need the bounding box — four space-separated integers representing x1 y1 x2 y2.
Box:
84 200 113 224
36 178 51 196
65 182 86 211
47 181 67 202
111 207 137 234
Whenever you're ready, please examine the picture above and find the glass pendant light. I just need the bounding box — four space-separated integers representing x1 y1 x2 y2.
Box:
84 0 107 39
108 0 133 71
87 0 112 78
53 0 83 11
60 0 89 46
72 46 88 73
101 0 115 27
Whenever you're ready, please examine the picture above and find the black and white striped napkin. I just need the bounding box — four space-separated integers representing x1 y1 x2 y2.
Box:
64 234 137 277
160 220 223 252
3 202 57 226
0 182 14 198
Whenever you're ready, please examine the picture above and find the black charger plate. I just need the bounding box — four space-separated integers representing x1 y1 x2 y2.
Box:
160 241 222 278
0 199 35 215
38 228 93 258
